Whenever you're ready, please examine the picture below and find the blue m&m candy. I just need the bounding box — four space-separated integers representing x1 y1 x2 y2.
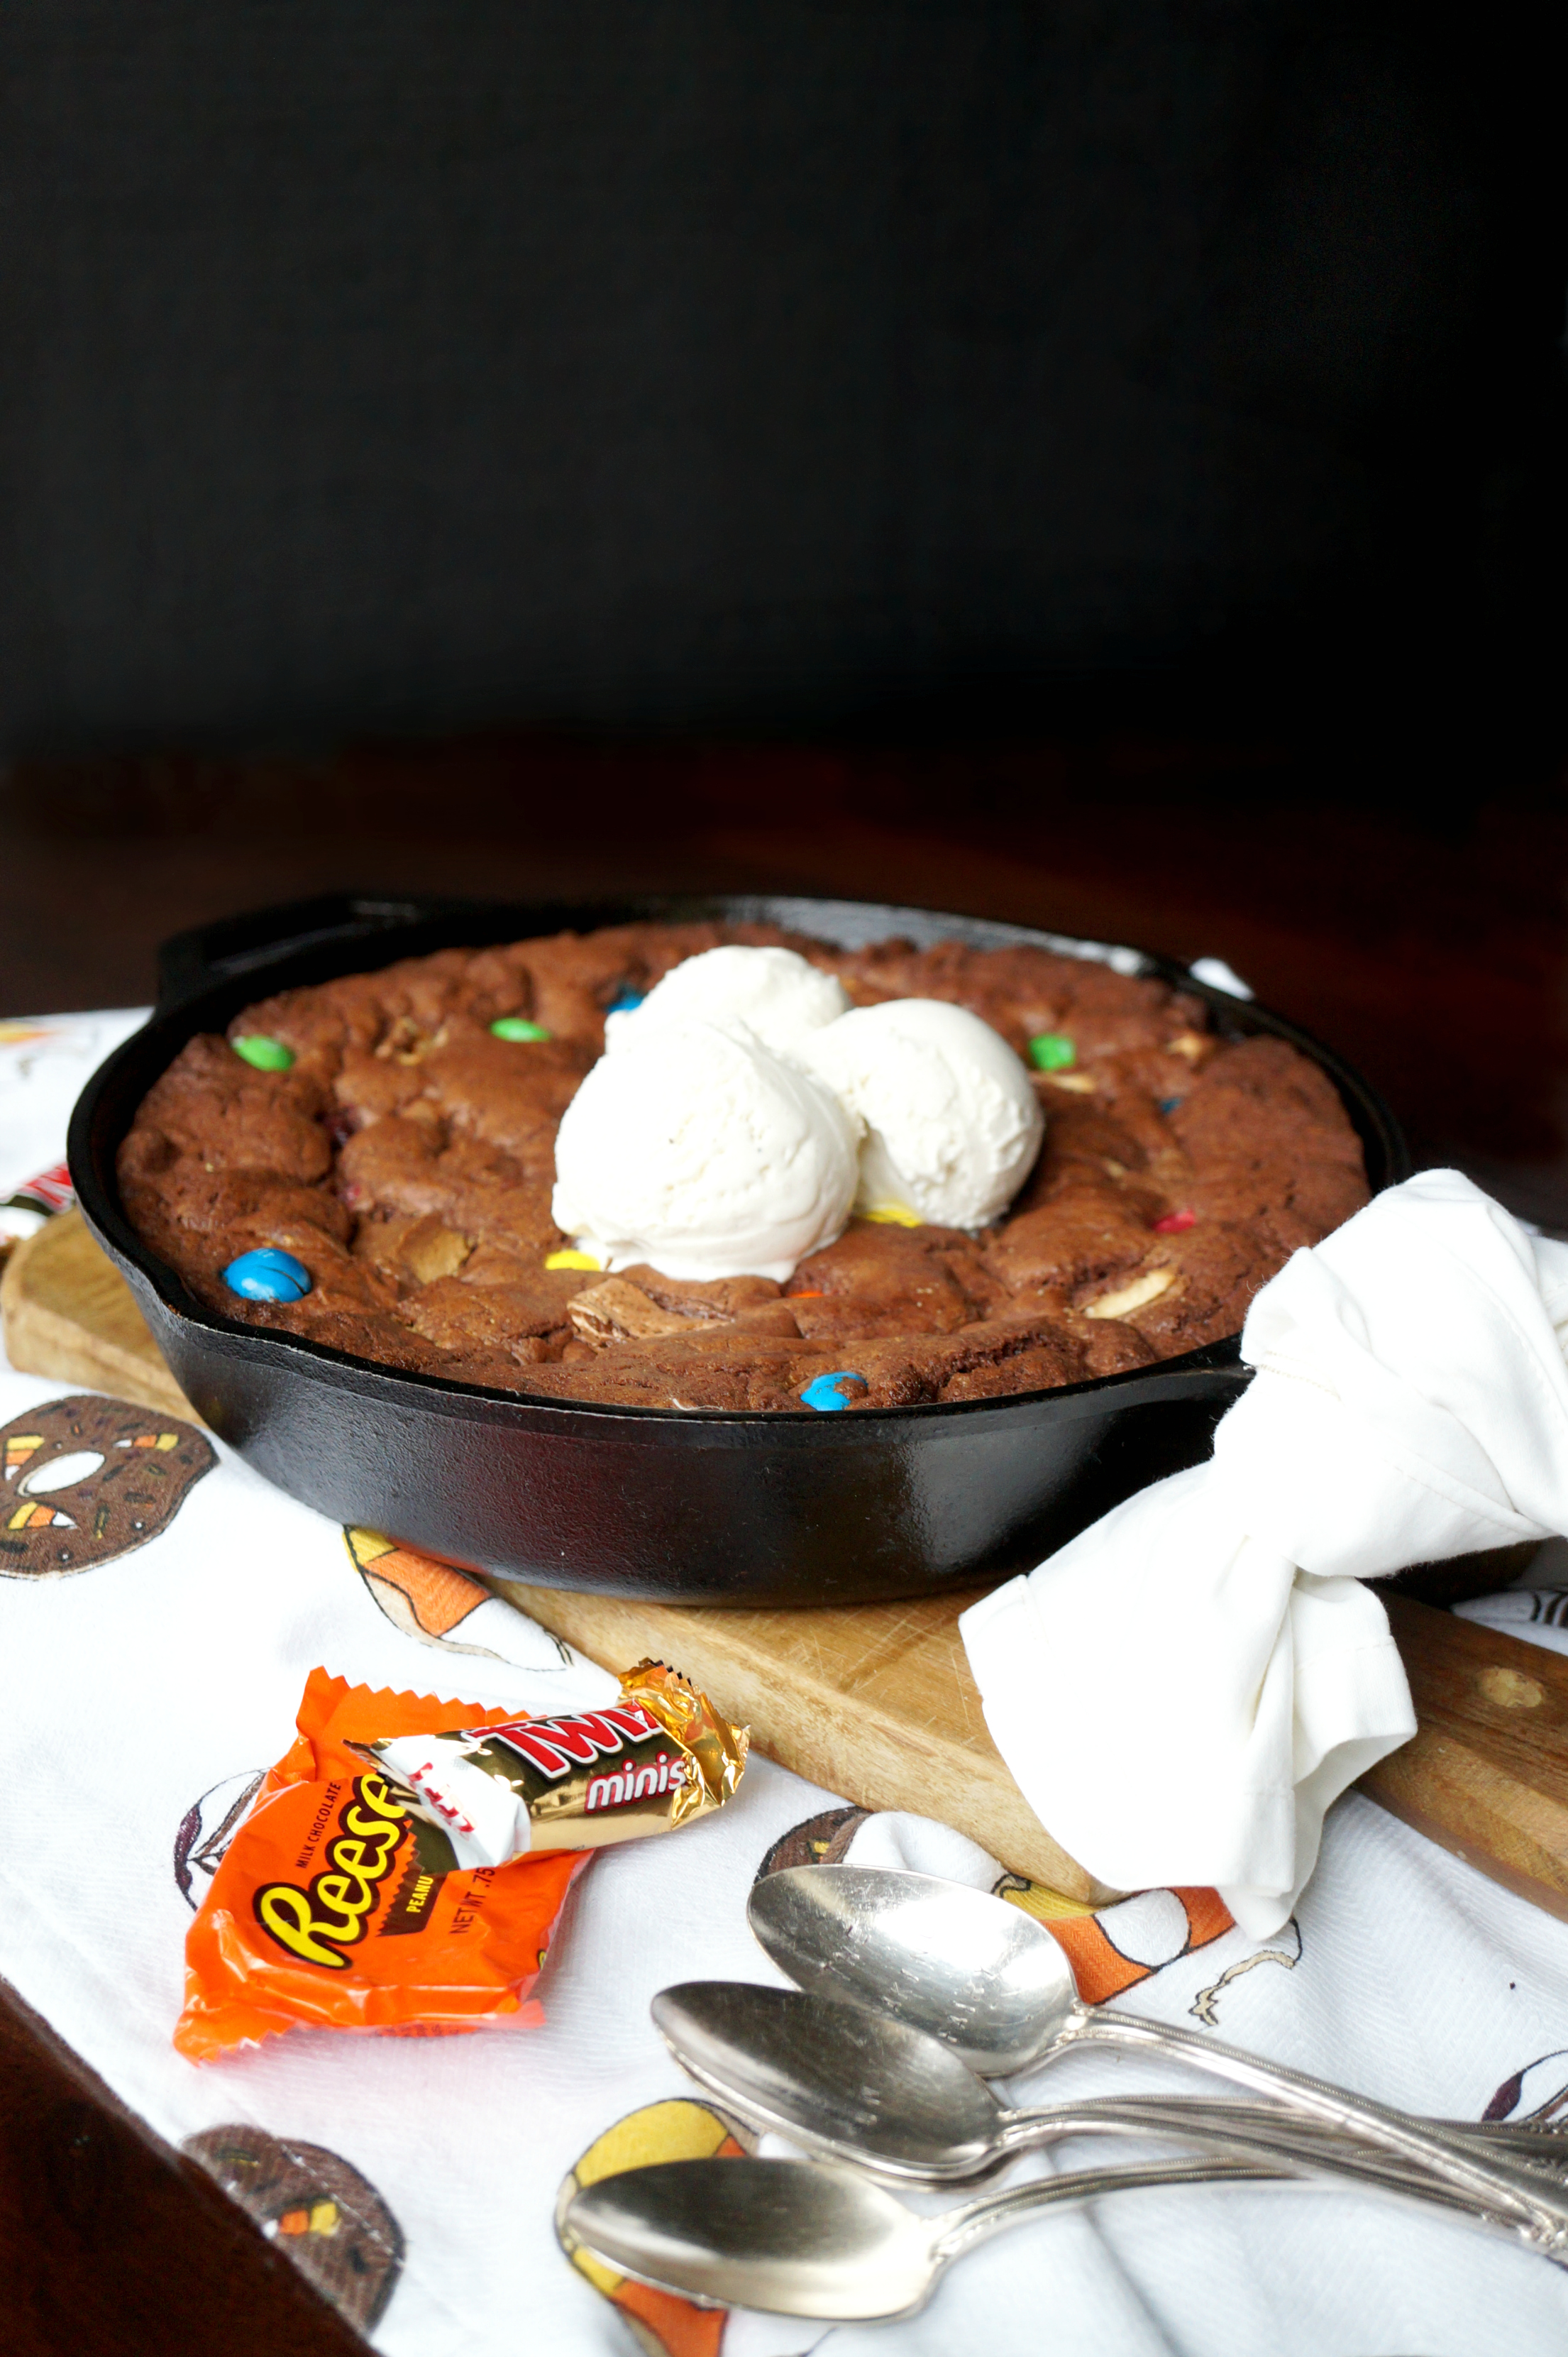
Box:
605 988 646 1015
800 1370 869 1413
223 1247 312 1302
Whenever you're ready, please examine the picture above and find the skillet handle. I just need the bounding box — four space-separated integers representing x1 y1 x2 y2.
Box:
155 892 462 1007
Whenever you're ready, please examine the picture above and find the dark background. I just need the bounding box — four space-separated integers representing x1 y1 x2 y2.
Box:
2 0 1566 1226
2 11 1568 2349
0 0 1562 753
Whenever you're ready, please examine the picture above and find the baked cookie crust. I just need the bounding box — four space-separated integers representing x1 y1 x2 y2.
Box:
118 923 1368 1410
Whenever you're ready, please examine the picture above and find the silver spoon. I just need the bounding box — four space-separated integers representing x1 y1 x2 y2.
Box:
566 2152 1483 2323
748 1866 1568 2194
653 1979 1558 2238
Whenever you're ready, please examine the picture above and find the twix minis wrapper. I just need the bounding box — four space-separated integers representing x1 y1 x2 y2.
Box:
175 1663 748 2062
355 1659 749 1871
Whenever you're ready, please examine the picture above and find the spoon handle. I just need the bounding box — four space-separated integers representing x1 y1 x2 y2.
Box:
1067 2096 1568 2175
998 2096 1540 2214
929 2149 1491 2275
1078 2009 1568 2251
931 2157 1280 2267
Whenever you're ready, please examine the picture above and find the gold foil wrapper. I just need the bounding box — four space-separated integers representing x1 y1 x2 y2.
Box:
355 1661 749 1867
622 1659 749 1825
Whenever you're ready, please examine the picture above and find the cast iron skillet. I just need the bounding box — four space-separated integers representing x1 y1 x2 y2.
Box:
69 893 1408 1607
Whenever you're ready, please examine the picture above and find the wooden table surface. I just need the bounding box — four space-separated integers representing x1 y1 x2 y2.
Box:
2 732 1566 2353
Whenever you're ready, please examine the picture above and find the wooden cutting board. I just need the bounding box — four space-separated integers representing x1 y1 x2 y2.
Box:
9 1208 1568 1921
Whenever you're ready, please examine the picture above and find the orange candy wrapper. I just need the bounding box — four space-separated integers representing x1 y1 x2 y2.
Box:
175 1663 748 2062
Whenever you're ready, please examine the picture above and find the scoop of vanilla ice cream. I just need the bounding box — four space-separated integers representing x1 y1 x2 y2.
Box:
552 1018 860 1282
604 945 851 1059
804 999 1044 1229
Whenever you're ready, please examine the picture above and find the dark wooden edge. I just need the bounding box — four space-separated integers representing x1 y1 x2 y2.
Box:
0 1972 369 2357
1359 1595 1568 1923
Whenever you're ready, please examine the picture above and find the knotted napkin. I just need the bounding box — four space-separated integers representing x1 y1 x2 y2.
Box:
961 1170 1568 1935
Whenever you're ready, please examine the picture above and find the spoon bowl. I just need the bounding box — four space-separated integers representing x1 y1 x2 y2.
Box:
749 1862 1073 2075
568 2153 1337 2322
744 1865 1568 2238
653 1980 1008 2178
568 2156 940 2320
653 1979 1561 2233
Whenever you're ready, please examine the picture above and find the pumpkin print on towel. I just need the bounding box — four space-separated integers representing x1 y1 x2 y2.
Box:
0 1395 214 1576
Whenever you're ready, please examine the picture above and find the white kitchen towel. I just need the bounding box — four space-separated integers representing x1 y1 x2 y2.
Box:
10 1017 1568 2357
0 1006 149 1199
961 1169 1568 1936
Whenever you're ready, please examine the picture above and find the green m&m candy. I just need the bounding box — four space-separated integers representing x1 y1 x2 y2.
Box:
490 1017 552 1043
1027 1033 1076 1072
231 1035 294 1072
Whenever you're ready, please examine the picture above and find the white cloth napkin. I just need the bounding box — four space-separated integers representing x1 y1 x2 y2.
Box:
961 1170 1568 1936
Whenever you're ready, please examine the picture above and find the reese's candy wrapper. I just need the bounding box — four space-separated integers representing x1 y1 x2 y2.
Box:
175 1664 748 2062
355 1659 749 1870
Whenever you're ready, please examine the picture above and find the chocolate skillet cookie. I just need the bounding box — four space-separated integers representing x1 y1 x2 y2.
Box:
118 922 1369 1409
